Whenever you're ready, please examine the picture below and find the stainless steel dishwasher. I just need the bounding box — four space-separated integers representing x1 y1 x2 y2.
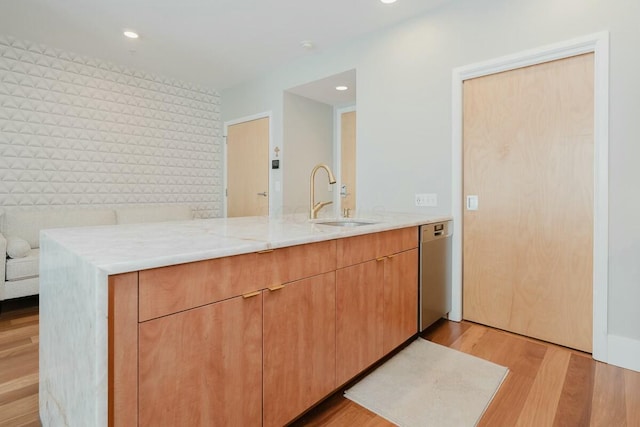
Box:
419 221 452 331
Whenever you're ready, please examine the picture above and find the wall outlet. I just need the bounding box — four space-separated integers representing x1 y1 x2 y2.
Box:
415 193 438 207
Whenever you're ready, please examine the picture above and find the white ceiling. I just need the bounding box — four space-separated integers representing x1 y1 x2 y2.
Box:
0 0 450 90
287 69 357 107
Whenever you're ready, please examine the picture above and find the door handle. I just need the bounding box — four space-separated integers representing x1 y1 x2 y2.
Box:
242 290 261 299
466 195 478 210
257 192 268 197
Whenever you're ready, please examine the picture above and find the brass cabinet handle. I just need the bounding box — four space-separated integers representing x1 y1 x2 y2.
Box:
387 254 396 259
258 249 274 254
376 257 386 262
242 290 261 299
268 285 285 292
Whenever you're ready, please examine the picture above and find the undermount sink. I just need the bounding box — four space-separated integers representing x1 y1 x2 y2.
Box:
315 220 379 227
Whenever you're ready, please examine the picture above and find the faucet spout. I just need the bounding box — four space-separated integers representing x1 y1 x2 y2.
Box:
309 164 337 219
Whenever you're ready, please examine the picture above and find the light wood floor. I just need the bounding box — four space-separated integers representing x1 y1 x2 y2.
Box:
294 320 640 427
1 299 639 427
0 298 39 427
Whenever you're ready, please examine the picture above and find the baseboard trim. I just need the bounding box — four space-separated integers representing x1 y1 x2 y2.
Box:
607 334 640 372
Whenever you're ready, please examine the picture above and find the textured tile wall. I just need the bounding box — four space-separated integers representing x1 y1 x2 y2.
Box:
0 36 222 218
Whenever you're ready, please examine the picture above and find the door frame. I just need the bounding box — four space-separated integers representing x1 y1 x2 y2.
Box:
223 112 273 217
450 32 609 361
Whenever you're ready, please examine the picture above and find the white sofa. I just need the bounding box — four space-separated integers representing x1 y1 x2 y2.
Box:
0 205 194 303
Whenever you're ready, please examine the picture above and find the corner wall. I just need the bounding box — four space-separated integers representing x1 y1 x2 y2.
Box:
0 36 222 217
283 93 334 214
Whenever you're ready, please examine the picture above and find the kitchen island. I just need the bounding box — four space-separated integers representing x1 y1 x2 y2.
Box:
39 212 450 426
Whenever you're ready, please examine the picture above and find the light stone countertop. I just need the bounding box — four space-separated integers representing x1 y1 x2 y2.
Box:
40 212 452 275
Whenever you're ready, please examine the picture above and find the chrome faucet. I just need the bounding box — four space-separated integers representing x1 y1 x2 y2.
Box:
309 163 337 219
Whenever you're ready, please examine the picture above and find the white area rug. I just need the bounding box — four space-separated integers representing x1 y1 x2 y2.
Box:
344 338 509 427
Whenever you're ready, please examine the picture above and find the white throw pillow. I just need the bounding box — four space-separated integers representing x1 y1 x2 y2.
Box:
6 237 31 259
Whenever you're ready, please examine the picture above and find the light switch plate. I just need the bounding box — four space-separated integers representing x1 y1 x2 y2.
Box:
415 193 438 207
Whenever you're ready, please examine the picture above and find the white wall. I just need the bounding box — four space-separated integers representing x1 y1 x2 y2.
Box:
221 56 360 217
0 36 222 218
283 93 334 214
221 0 640 361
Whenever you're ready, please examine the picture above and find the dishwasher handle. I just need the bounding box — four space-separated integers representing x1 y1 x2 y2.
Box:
421 221 452 242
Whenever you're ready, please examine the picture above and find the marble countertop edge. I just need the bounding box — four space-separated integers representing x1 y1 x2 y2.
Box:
41 213 452 275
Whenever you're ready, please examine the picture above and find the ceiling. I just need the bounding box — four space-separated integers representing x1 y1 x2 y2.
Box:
287 69 357 107
0 0 450 90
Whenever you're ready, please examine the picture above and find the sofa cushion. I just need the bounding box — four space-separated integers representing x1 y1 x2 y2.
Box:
6 248 39 281
116 205 193 224
2 208 117 249
6 237 31 258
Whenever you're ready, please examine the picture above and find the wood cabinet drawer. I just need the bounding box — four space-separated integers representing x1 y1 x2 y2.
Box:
260 239 336 287
139 252 264 321
336 227 418 268
379 226 419 256
139 240 337 321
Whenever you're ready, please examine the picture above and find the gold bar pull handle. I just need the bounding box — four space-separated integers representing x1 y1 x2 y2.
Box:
386 254 396 259
268 285 285 292
242 290 261 299
258 249 274 254
376 257 386 262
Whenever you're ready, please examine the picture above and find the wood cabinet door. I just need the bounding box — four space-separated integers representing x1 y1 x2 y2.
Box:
263 272 336 427
336 259 384 386
383 248 419 354
138 294 262 427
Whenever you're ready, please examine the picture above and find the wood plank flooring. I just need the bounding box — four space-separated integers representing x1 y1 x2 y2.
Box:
295 320 640 427
1 299 639 426
0 298 40 427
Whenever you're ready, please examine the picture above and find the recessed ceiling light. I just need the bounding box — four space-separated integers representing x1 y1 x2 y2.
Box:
300 40 315 50
123 31 139 39
336 86 348 91
380 0 397 3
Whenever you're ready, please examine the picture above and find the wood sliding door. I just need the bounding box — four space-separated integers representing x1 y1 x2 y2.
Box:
463 53 594 352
